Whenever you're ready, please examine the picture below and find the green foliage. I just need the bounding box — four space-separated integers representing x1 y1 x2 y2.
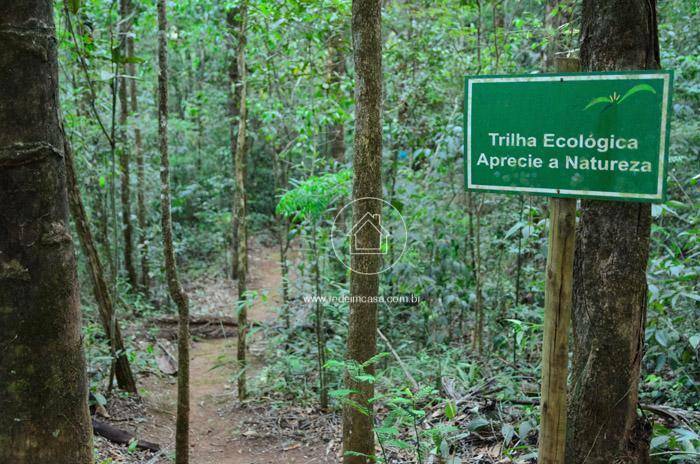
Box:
56 0 699 461
276 170 351 221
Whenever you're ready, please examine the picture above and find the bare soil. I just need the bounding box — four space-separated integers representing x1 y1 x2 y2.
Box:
96 245 338 463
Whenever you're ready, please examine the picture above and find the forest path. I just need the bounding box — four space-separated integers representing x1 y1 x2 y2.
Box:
142 245 332 463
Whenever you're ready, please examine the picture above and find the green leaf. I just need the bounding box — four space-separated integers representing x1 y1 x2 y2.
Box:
655 330 669 348
68 0 81 14
329 389 355 398
650 434 669 449
374 426 399 437
584 96 613 110
360 352 390 368
501 423 515 444
466 417 489 431
123 56 145 64
127 438 138 453
323 359 345 370
445 400 457 420
618 83 657 104
689 334 700 350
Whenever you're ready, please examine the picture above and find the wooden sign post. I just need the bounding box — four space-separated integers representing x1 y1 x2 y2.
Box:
537 57 578 464
464 59 673 463
538 194 576 462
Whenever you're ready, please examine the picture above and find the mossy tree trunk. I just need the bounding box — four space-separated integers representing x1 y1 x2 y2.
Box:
0 1 93 462
233 0 250 401
157 1 191 463
227 6 242 281
566 2 660 463
125 11 151 298
63 123 138 395
118 0 138 291
342 1 383 462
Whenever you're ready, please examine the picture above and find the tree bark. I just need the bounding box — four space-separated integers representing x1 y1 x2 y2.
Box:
118 0 138 290
567 2 659 463
227 6 242 281
327 33 346 163
0 1 94 462
127 27 151 298
538 197 576 463
233 0 250 401
343 1 383 462
63 123 138 394
157 1 191 463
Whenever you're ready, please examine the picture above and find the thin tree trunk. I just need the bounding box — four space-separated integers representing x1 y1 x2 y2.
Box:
227 6 242 280
63 123 138 394
118 0 138 290
327 33 346 163
96 174 115 279
272 143 292 327
279 218 291 325
472 196 484 354
514 195 525 304
127 32 151 298
567 2 659 463
0 2 93 462
233 0 250 401
157 2 191 463
343 1 383 462
311 228 328 409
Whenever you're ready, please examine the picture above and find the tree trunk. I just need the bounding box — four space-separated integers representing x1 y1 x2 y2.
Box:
567 2 659 463
233 0 250 401
0 1 94 462
157 1 191 463
227 6 242 281
311 228 328 409
118 0 138 290
327 33 346 163
472 196 484 354
63 123 138 394
543 0 568 69
127 29 151 298
343 1 383 462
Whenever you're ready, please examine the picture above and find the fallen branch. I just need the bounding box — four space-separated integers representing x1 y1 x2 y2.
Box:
92 418 160 452
640 403 700 427
153 315 244 340
377 328 419 391
154 315 238 326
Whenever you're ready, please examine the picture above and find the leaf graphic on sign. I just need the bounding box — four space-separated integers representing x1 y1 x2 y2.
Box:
583 96 613 111
584 84 657 110
617 83 656 104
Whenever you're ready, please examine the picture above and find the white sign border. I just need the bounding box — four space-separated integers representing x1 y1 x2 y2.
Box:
466 73 672 201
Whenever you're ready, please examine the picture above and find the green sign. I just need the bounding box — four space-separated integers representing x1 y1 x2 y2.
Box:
465 71 673 202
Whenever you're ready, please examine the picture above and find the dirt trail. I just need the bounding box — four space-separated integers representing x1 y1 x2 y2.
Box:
140 245 335 463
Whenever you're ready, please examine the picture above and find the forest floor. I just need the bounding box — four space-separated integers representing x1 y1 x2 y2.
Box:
95 245 339 464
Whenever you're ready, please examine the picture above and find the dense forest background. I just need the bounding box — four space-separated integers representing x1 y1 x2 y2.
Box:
13 0 700 462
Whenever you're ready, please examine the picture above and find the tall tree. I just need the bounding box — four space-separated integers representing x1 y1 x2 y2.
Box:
127 20 151 298
567 1 660 463
326 32 346 163
342 0 383 462
227 6 242 280
64 124 138 394
118 0 138 290
157 1 191 462
233 0 250 401
0 1 93 462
